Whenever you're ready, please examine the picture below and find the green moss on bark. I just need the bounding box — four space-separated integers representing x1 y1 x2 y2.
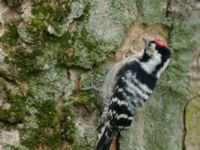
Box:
20 90 100 149
0 96 27 127
21 100 76 150
136 0 169 25
5 0 22 8
0 81 28 128
0 23 19 48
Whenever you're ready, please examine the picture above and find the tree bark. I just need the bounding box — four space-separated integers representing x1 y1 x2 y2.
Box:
0 0 200 150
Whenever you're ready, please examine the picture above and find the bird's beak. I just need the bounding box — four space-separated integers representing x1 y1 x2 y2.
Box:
142 38 150 47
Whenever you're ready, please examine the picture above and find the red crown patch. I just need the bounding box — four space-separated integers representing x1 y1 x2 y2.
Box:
155 39 169 48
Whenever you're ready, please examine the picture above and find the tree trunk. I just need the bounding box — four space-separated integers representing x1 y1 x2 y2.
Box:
0 0 199 150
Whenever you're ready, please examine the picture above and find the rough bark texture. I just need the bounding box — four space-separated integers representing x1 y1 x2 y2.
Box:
0 0 199 150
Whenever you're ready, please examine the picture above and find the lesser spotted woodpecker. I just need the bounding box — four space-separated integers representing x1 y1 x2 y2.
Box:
96 39 171 150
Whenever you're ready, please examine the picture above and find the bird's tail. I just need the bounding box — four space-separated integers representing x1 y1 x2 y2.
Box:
96 126 113 150
96 126 120 150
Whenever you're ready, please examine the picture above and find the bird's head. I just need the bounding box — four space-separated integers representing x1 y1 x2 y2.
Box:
139 38 171 78
143 38 171 59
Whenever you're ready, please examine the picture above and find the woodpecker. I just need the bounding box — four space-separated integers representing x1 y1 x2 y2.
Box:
96 38 171 150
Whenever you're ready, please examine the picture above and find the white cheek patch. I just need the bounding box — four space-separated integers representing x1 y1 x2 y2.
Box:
150 43 156 49
140 51 162 74
146 48 155 56
146 43 156 56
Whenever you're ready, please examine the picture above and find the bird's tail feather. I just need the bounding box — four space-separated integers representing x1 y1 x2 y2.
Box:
96 126 122 150
96 127 113 150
